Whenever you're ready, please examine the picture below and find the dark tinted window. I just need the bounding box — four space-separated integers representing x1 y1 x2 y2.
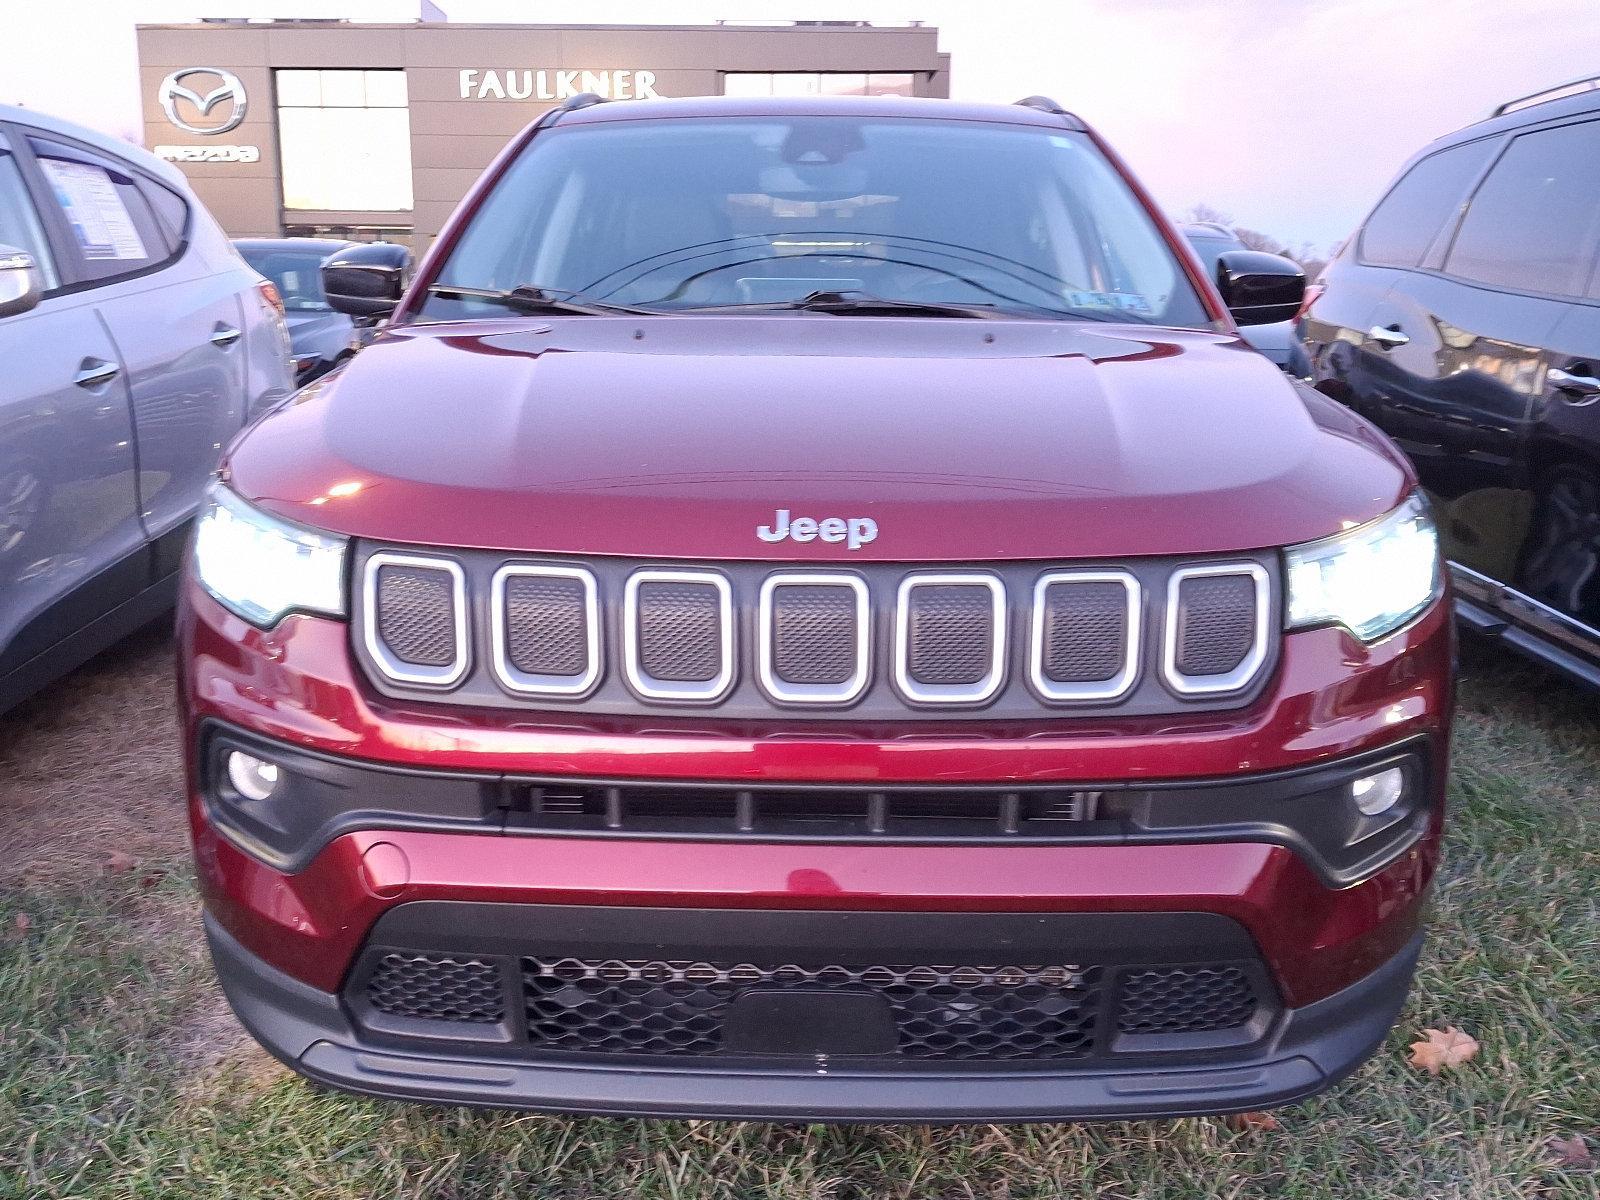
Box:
1446 120 1600 297
142 179 190 249
423 117 1209 327
27 137 173 283
1359 139 1498 268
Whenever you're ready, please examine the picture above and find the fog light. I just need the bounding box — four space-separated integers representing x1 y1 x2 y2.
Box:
1351 766 1405 817
226 751 280 802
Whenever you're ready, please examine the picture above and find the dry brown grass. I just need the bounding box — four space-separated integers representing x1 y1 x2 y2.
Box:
0 622 187 889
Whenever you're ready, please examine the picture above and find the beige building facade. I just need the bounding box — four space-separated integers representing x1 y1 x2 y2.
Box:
136 20 950 249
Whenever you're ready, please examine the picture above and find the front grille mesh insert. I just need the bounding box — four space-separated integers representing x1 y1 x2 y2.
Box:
357 952 1271 1062
374 564 456 668
905 584 994 686
366 953 504 1023
503 575 589 677
771 585 858 686
637 581 722 683
1175 574 1258 677
521 958 1104 1060
1041 580 1130 683
1117 965 1258 1035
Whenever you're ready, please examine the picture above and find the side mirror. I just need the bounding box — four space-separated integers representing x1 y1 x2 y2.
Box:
322 242 412 320
1215 250 1305 327
0 245 42 319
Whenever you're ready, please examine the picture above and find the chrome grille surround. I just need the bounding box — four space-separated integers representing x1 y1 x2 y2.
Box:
757 573 871 705
1162 562 1271 695
1029 570 1142 702
361 552 469 688
489 564 601 697
623 570 735 703
894 573 1008 705
354 547 1280 719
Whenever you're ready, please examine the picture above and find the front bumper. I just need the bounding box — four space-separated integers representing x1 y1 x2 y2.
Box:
209 911 1423 1121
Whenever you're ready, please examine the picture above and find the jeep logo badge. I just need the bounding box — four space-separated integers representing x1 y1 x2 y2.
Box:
757 509 878 551
158 68 249 135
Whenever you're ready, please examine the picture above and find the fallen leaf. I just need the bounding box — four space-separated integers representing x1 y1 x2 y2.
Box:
1549 1134 1593 1168
1407 1026 1480 1075
1224 1110 1281 1132
139 869 168 889
104 850 137 874
12 913 31 935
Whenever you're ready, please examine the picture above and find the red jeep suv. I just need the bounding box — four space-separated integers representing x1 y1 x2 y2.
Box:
179 94 1452 1121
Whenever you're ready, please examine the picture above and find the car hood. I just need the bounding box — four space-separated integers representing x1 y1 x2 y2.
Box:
227 316 1411 561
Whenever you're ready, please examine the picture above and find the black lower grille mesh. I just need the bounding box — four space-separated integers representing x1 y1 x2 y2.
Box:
1117 965 1257 1035
366 953 504 1023
521 958 1103 1060
1175 574 1257 677
374 565 457 667
1041 580 1130 683
359 952 1269 1061
504 575 589 676
906 584 994 686
771 585 858 686
637 581 722 682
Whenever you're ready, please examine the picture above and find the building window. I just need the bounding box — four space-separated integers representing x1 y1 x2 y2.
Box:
276 69 413 213
722 73 916 98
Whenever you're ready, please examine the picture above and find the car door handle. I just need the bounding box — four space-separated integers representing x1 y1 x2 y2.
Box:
211 323 242 347
73 357 120 388
1367 324 1410 349
1549 367 1600 399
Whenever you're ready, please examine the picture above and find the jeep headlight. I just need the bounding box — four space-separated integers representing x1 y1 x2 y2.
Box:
1286 493 1442 642
193 484 346 627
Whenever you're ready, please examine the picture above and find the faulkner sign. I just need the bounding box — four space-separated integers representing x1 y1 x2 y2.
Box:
459 68 661 101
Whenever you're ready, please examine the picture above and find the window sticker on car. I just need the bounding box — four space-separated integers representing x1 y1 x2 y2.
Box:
1064 290 1154 315
40 160 149 261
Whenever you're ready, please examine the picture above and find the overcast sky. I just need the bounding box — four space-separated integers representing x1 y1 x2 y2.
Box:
8 0 1600 249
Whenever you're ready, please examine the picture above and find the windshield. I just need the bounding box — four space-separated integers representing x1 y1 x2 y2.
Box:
420 116 1209 326
239 248 336 312
1182 233 1243 278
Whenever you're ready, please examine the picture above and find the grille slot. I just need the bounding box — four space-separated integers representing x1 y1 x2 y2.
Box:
520 957 1104 1060
1117 965 1259 1035
759 574 869 704
363 554 467 687
896 575 1006 704
366 953 504 1023
491 566 599 696
1030 572 1140 702
625 571 734 701
1164 563 1270 695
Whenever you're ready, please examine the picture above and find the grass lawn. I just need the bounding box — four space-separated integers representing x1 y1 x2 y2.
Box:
1 627 1595 1198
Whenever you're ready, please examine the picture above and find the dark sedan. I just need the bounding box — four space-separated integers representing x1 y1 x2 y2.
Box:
235 237 358 383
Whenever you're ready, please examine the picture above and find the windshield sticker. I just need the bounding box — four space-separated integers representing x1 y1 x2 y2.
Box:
40 160 148 262
1064 290 1154 316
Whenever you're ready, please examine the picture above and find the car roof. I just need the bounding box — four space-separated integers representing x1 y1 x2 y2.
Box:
556 93 1084 130
0 102 189 190
234 237 355 254
1178 222 1239 241
1433 78 1600 150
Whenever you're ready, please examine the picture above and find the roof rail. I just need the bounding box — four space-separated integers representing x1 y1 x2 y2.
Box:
559 92 608 112
1493 75 1600 117
1014 95 1067 115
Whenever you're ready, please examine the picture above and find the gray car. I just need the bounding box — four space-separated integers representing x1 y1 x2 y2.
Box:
234 237 359 383
0 103 294 714
1181 222 1312 376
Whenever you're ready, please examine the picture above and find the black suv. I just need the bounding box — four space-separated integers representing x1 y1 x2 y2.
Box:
1304 76 1600 688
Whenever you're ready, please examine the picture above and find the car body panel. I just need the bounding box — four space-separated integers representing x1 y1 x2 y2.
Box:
1306 93 1600 683
226 318 1410 561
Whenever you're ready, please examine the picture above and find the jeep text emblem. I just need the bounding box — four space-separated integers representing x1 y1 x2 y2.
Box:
757 509 877 551
159 68 249 135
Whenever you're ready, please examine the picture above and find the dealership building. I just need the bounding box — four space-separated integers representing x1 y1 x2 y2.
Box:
135 18 950 249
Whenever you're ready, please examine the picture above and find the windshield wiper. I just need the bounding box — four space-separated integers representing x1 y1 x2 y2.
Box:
683 290 1008 319
427 283 652 316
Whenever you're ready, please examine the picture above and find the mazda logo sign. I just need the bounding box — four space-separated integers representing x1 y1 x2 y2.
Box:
158 68 248 135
